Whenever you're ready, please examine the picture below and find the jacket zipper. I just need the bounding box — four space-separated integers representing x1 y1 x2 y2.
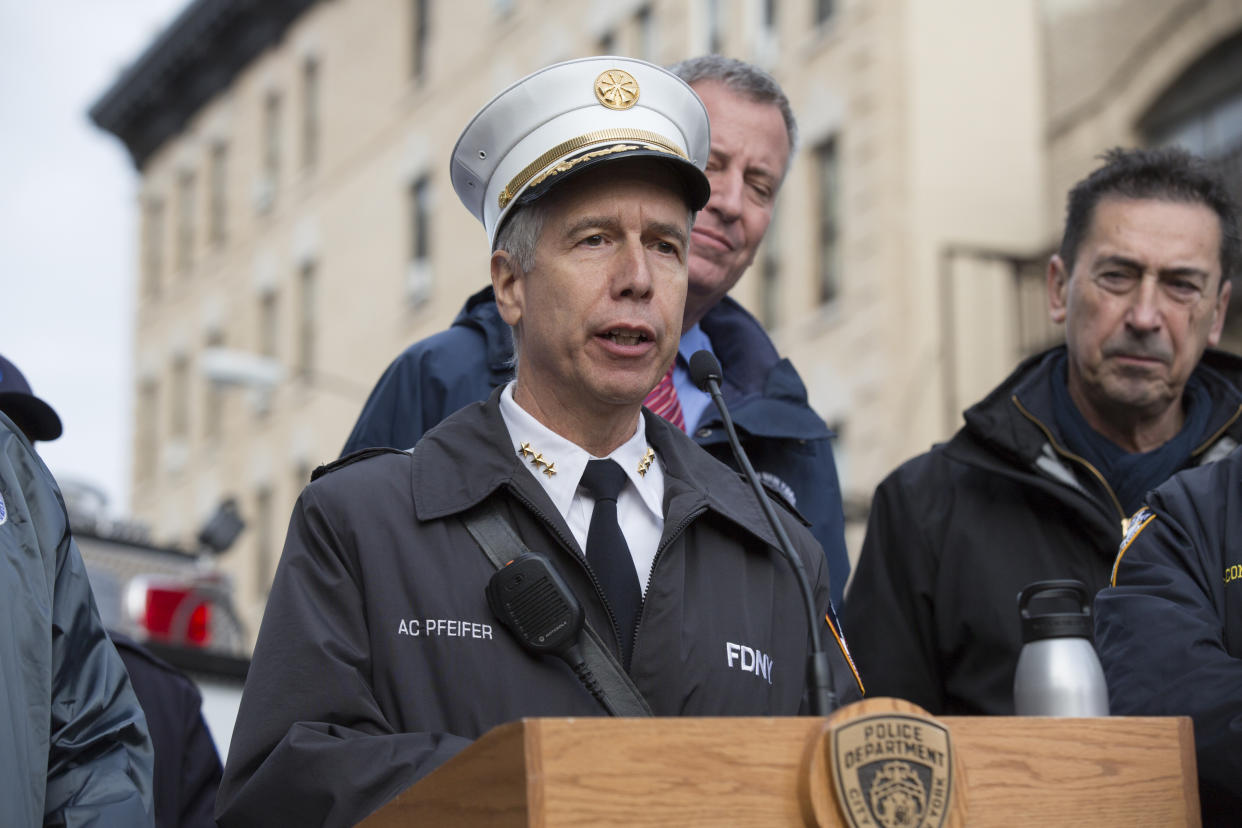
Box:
1011 395 1128 528
1190 403 1242 458
629 504 708 662
507 485 626 657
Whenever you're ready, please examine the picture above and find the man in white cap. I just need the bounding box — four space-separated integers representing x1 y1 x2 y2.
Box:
342 55 852 610
216 57 861 828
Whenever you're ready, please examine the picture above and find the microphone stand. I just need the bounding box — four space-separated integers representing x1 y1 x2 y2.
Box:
690 351 837 716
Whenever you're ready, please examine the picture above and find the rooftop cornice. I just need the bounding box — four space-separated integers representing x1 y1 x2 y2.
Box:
89 0 317 170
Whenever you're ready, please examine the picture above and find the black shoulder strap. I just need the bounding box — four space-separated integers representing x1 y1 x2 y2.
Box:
460 501 653 717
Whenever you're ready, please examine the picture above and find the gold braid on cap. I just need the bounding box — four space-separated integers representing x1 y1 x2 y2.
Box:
498 128 688 210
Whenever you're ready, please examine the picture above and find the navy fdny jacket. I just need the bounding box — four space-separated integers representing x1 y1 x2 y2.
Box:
1096 446 1242 826
341 286 852 607
218 392 862 828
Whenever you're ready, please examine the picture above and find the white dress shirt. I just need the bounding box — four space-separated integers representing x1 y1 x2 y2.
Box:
498 383 665 595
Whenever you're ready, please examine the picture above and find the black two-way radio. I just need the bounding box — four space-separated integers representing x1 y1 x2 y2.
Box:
486 555 616 712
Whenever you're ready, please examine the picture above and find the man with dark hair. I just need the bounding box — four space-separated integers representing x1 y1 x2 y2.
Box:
845 146 1242 714
341 55 851 607
218 57 860 828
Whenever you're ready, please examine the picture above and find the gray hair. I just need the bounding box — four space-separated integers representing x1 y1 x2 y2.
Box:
493 199 550 270
668 55 798 154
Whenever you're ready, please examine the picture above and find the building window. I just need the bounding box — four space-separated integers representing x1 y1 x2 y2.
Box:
706 0 723 53
1139 31 1242 344
1140 31 1242 203
137 379 159 479
411 0 430 81
209 144 227 245
142 198 164 297
407 175 433 305
204 330 224 440
176 170 195 274
753 0 780 65
296 262 316 381
262 91 281 199
814 0 835 26
759 205 782 329
597 29 616 54
259 290 279 359
635 5 656 61
254 486 274 596
301 57 320 170
170 355 190 439
815 137 841 305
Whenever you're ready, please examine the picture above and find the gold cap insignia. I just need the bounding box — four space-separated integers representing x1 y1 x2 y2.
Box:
595 69 640 110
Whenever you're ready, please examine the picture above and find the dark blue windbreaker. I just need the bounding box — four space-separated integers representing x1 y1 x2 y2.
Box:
1096 446 1242 826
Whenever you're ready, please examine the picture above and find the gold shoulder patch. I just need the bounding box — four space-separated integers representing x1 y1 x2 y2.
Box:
1111 506 1157 586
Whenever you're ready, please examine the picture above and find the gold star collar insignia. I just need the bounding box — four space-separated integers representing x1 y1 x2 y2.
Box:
515 442 556 477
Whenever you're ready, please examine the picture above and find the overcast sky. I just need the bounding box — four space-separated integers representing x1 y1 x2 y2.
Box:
1 0 190 514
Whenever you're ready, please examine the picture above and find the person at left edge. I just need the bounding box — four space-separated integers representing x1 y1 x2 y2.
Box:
0 406 154 826
339 55 851 609
216 56 863 828
0 352 222 828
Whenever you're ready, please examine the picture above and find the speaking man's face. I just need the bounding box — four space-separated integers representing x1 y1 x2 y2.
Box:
495 159 690 420
1049 196 1230 423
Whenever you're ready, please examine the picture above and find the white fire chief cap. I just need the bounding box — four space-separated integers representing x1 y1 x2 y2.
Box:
451 56 711 247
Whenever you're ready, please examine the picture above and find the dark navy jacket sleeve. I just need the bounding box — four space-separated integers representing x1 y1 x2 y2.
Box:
1095 457 1242 824
341 289 511 457
341 327 491 455
215 484 471 828
700 300 852 608
113 634 222 828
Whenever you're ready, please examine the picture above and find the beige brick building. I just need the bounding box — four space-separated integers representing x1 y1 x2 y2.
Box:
92 0 1242 640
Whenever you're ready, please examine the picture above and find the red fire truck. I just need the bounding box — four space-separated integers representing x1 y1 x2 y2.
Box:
65 480 249 759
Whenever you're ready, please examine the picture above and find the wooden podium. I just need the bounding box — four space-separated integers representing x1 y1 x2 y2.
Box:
357 699 1199 827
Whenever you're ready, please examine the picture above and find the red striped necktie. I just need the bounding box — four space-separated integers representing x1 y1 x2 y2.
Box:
644 365 686 431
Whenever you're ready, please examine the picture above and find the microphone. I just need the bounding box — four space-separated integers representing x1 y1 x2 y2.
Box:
688 349 837 715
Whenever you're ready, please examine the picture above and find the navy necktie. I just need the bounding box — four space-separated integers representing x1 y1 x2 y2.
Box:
579 459 642 667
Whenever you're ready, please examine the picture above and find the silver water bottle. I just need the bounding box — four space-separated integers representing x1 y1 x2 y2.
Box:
1013 579 1109 716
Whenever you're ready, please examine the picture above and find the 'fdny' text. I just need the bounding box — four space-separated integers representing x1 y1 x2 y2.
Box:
726 641 773 684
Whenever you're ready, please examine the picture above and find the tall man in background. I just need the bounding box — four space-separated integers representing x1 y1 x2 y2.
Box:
845 147 1242 714
342 56 851 606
